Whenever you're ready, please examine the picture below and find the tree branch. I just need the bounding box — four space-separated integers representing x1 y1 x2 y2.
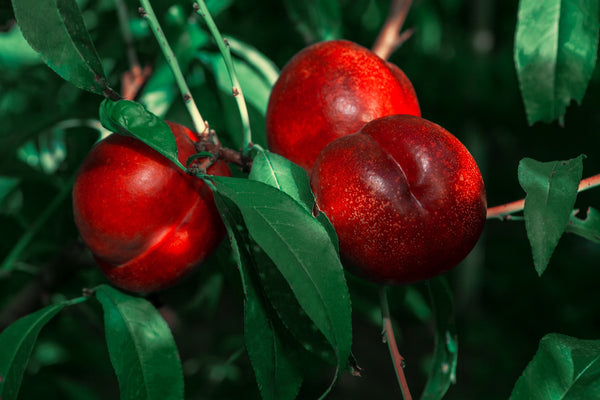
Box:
487 173 600 219
372 0 414 60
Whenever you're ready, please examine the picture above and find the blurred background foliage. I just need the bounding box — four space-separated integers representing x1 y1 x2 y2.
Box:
1 0 599 399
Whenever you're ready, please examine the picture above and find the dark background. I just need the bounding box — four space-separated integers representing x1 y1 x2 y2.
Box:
1 0 599 399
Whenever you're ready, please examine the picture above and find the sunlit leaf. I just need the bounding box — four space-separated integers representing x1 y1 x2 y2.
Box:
566 207 600 244
0 303 66 400
95 285 184 400
207 176 352 372
249 149 338 251
11 0 115 96
509 333 600 400
249 150 314 213
514 0 600 124
421 277 458 400
99 99 183 169
518 155 584 275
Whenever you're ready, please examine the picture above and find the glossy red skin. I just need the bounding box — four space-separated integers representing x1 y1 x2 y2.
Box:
266 39 420 172
311 115 486 284
72 122 230 293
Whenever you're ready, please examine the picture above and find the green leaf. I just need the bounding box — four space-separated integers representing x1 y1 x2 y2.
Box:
0 303 66 400
251 245 338 365
211 191 250 295
244 258 304 400
566 207 600 244
94 285 184 400
207 176 352 371
11 0 114 96
99 99 183 170
249 149 339 251
211 191 304 399
509 333 600 400
421 277 458 400
282 0 342 42
214 178 336 365
514 0 600 124
249 150 314 213
518 155 584 275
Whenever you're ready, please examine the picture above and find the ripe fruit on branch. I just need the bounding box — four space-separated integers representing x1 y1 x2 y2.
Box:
266 39 420 172
72 122 230 293
311 115 486 284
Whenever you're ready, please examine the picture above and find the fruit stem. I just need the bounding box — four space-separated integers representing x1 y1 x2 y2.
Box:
379 286 413 400
372 0 414 61
487 173 600 219
193 1 253 156
138 0 208 135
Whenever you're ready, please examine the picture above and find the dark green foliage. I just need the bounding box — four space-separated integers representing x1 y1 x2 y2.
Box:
11 0 115 97
207 176 352 373
95 285 184 400
421 277 458 400
509 333 600 400
1 0 600 399
0 303 67 400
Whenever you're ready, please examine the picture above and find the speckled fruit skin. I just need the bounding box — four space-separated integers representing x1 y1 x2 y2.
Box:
311 115 486 284
266 39 420 172
72 122 231 293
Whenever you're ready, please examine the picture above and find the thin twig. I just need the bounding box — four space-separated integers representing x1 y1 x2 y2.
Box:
379 286 413 400
486 173 600 219
372 0 414 60
138 1 208 134
193 1 254 156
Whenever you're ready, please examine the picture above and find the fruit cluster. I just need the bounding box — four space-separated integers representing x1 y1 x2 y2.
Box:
72 39 486 293
72 122 230 293
266 39 487 284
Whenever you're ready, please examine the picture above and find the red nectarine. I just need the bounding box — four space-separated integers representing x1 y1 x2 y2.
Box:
311 115 486 284
266 39 420 172
72 122 230 293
